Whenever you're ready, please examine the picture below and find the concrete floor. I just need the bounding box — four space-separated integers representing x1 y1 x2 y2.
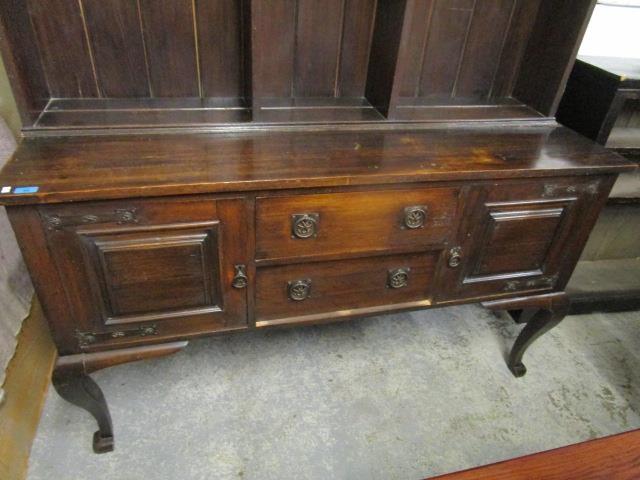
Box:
28 305 640 480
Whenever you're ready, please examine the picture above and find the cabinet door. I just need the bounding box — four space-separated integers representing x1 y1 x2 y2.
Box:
437 177 613 301
40 196 249 350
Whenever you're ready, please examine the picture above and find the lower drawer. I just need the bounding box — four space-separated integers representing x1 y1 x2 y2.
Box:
255 251 440 325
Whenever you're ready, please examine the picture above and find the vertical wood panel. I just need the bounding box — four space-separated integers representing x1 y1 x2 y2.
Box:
454 0 515 100
394 0 435 98
0 0 50 125
82 0 150 97
251 0 296 98
27 0 98 98
513 0 596 116
294 0 344 97
491 0 542 99
196 0 244 98
419 0 475 99
139 0 199 97
338 0 377 98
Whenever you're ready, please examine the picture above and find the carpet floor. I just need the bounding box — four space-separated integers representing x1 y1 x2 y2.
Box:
28 305 640 479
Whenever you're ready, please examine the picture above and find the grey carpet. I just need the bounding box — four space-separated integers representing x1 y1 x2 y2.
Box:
28 305 640 480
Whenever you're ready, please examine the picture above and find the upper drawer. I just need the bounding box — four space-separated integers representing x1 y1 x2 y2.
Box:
256 187 461 261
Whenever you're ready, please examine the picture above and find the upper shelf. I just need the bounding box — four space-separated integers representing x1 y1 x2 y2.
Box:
0 0 597 133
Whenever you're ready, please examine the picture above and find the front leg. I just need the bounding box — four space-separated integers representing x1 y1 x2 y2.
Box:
52 341 188 453
483 293 569 377
52 367 114 453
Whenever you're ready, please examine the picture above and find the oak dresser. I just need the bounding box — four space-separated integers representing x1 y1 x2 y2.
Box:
0 0 635 453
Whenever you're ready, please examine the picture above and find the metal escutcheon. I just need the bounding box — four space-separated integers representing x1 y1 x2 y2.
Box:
388 268 410 289
232 265 248 289
448 247 462 268
403 206 427 229
291 213 319 239
288 279 311 301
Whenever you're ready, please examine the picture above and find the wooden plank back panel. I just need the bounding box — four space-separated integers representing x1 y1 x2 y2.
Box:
82 0 150 97
491 0 542 99
454 0 515 99
418 0 475 99
394 0 538 106
138 0 199 97
293 0 344 97
196 0 246 98
394 0 435 98
253 0 377 99
251 0 296 98
27 0 99 98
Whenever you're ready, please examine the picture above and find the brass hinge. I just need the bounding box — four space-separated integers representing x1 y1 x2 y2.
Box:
76 324 158 347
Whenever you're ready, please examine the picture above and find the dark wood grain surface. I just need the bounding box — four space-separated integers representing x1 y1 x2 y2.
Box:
0 126 633 206
427 429 640 480
82 0 150 97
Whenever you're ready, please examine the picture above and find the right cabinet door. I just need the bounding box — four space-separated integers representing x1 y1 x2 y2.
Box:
437 176 614 301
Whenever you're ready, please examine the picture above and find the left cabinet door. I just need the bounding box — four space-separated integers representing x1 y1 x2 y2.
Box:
39 196 249 350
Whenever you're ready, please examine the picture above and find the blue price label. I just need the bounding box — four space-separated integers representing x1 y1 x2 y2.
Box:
13 186 39 194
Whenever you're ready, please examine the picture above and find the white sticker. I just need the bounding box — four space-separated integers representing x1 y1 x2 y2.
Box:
1 186 11 194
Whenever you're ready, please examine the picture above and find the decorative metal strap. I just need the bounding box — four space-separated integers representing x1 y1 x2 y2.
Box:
76 324 157 347
44 208 138 230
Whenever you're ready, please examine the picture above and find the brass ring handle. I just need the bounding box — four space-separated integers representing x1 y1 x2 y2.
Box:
291 213 319 239
448 247 462 268
403 206 427 229
231 265 248 289
288 279 311 301
388 268 410 289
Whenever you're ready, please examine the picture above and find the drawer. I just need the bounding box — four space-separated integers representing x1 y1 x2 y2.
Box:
256 187 460 261
255 251 440 325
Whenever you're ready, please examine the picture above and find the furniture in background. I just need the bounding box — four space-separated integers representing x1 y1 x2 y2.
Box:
0 0 634 453
427 428 640 480
557 56 640 313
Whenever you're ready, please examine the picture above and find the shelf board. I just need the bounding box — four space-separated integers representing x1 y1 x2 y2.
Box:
35 97 251 129
391 97 543 122
252 97 384 124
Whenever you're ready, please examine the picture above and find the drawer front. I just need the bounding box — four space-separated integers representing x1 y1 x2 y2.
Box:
40 196 249 350
256 251 440 325
256 187 460 261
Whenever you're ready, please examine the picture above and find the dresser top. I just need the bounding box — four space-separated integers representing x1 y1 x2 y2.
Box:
0 125 634 206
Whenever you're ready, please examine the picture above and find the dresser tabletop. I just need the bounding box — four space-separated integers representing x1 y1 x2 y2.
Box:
0 125 635 206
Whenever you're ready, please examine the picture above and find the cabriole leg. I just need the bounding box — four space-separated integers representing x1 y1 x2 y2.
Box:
51 341 189 453
52 368 114 453
483 293 569 377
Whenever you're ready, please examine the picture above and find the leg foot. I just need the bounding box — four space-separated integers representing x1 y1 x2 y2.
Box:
52 368 114 453
509 362 527 377
93 431 114 454
484 293 570 377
